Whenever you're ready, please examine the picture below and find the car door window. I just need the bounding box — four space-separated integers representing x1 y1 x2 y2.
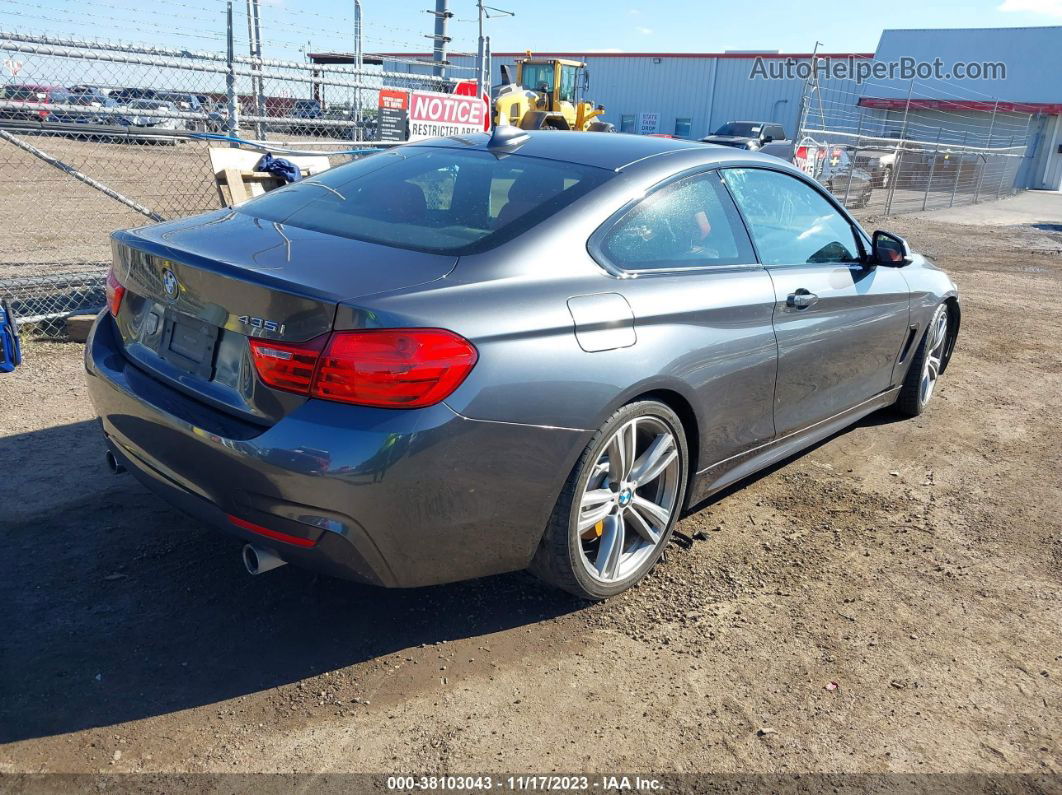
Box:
599 172 753 271
723 168 862 266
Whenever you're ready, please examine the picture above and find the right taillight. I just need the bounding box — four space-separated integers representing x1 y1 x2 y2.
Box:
248 328 477 409
105 269 126 316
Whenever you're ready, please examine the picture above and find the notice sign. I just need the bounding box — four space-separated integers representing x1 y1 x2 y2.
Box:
378 88 408 142
408 89 489 141
638 112 660 135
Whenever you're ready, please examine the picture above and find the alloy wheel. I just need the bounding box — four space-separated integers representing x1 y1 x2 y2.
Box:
576 416 681 584
920 307 948 407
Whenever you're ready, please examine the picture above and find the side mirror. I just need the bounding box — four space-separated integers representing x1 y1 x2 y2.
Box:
761 134 774 143
872 230 912 266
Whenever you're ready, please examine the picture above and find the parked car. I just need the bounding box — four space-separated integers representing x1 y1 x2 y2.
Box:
816 144 875 208
288 98 323 135
116 99 181 144
0 84 64 121
701 121 794 160
50 89 120 126
110 87 160 105
85 131 959 600
202 99 231 133
853 130 904 188
154 92 205 130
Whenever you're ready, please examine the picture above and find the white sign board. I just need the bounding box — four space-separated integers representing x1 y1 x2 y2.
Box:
407 89 489 141
638 112 660 135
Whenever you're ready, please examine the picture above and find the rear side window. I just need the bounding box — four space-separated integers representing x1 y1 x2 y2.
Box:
238 148 610 255
597 171 753 271
722 168 861 266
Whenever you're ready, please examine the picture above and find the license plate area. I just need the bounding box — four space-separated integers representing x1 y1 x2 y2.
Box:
158 310 219 379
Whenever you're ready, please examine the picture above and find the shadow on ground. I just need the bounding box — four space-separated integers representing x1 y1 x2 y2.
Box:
0 406 907 744
0 421 582 744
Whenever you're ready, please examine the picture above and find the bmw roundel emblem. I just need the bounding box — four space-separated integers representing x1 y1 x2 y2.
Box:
161 269 179 300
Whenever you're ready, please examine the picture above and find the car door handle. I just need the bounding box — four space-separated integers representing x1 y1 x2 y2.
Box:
786 289 819 309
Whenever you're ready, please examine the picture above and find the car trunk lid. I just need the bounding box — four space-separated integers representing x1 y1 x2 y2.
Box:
110 209 458 424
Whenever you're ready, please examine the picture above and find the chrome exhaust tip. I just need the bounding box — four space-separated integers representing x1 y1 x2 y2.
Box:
105 450 126 475
242 544 287 575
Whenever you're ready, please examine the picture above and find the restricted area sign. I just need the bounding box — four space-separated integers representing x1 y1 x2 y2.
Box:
377 87 491 142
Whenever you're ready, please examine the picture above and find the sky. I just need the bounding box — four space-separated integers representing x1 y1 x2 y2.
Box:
10 0 1062 62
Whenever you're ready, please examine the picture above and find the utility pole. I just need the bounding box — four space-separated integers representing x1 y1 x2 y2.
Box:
476 0 485 94
225 1 240 142
354 0 362 140
427 0 452 81
245 0 263 138
252 0 264 135
475 2 513 96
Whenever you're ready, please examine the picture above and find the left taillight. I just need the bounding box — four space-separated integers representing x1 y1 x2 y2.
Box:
248 328 478 409
248 334 327 393
105 268 126 316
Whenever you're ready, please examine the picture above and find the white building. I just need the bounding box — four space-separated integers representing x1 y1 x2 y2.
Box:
385 25 1062 190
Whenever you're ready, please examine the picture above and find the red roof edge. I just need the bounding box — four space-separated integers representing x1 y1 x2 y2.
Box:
371 51 874 60
858 97 1062 114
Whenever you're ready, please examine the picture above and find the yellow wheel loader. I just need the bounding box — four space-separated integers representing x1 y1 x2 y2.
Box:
493 56 614 132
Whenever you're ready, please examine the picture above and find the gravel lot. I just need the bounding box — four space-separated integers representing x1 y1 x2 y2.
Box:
0 198 1060 781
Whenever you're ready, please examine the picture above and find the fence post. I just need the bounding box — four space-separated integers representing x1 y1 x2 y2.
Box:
973 100 999 204
922 127 943 212
842 113 863 208
949 130 967 208
225 1 240 142
996 135 1015 198
883 80 914 216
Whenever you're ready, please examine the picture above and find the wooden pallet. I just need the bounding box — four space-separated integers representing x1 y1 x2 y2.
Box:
208 147 331 207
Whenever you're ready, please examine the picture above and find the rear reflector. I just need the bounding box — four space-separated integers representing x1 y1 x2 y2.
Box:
248 328 478 409
105 269 126 316
227 514 318 548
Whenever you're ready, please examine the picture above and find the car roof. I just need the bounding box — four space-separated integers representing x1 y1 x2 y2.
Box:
403 130 799 176
405 130 716 171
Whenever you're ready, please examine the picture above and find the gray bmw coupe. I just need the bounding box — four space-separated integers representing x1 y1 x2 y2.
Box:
85 129 959 599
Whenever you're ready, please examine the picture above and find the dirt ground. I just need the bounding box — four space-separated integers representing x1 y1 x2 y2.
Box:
0 132 354 277
1 200 1060 783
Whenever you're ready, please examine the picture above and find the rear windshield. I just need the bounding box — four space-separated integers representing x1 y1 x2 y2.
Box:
714 122 761 137
238 147 612 255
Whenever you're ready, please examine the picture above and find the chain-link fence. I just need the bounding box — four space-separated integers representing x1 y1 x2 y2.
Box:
795 69 1035 215
0 0 479 337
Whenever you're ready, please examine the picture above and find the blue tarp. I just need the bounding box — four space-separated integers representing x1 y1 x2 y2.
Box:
0 299 22 373
255 153 302 184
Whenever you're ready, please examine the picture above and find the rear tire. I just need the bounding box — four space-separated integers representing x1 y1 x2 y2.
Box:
530 400 688 600
896 303 949 417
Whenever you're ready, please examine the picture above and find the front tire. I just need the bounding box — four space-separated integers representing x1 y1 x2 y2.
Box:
530 401 688 600
896 303 949 417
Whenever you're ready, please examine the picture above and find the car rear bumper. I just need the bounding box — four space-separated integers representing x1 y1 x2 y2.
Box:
85 313 591 588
